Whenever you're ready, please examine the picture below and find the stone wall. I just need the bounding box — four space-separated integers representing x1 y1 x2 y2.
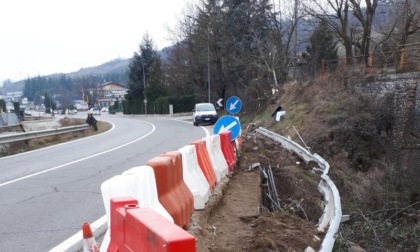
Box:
357 73 420 140
356 72 420 193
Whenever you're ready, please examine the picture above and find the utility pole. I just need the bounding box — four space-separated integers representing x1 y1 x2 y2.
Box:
140 61 147 116
207 31 211 103
292 0 298 80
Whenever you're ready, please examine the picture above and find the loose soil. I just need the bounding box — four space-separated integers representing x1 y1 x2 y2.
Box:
188 129 326 251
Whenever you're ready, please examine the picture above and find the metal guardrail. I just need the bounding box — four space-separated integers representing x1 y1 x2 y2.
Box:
255 127 342 252
255 127 316 164
0 124 89 144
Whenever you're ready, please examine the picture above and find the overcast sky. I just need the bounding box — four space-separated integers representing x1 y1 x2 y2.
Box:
0 0 192 84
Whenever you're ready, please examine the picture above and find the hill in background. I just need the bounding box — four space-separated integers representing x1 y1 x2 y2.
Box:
0 44 173 95
0 58 129 95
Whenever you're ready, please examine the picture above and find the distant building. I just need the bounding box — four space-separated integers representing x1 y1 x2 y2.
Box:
74 100 89 110
96 82 128 108
2 91 23 103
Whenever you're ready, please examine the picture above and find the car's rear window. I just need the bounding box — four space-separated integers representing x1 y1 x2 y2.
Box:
196 104 215 111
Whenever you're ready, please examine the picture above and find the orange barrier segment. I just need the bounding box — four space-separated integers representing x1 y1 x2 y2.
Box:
108 197 138 252
191 140 217 189
219 131 237 171
147 155 192 229
108 197 196 252
160 151 194 227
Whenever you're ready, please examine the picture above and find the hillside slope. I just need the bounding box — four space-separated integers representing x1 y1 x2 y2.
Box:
238 72 420 251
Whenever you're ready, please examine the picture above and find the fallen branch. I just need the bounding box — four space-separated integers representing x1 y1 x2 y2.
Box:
296 199 308 220
386 201 420 221
358 209 383 250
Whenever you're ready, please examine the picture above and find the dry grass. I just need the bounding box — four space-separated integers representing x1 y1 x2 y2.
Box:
240 70 420 251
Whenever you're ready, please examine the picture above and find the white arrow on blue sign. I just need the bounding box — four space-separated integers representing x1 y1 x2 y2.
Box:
213 115 241 141
226 96 242 115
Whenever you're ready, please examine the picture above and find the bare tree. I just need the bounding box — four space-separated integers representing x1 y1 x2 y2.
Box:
302 0 354 59
349 0 380 62
393 0 420 46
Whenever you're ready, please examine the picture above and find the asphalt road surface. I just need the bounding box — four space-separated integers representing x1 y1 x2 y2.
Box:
0 114 211 251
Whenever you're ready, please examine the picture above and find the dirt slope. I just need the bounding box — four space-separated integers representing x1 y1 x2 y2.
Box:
189 129 325 251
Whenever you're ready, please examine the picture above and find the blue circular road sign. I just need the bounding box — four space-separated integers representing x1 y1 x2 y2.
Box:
213 115 241 141
226 96 242 115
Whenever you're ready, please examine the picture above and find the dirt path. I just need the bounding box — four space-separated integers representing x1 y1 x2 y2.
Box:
188 131 326 251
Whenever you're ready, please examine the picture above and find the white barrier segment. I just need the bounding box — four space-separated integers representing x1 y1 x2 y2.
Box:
212 134 229 176
203 135 228 182
179 145 211 210
121 166 173 221
100 166 173 252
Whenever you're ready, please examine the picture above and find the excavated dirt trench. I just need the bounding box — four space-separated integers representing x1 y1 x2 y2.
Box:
188 131 326 251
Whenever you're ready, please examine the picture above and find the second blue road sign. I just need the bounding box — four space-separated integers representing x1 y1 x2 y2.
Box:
225 96 242 115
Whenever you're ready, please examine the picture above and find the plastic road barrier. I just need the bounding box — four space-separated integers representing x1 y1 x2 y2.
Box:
147 155 193 229
178 145 211 210
108 197 196 252
160 151 194 223
190 140 217 189
219 131 237 171
121 166 174 222
100 166 173 252
203 135 228 182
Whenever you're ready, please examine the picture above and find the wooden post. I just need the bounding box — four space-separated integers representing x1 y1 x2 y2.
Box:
400 47 405 71
368 53 373 75
321 60 325 80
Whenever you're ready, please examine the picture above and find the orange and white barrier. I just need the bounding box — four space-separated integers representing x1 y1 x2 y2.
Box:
100 166 173 252
178 145 211 210
108 197 196 252
191 140 217 189
160 151 195 223
219 131 237 171
147 154 194 229
98 129 240 252
203 135 228 182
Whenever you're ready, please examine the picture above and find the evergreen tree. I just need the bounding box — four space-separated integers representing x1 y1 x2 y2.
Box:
126 34 159 114
34 92 43 106
44 93 52 113
0 99 6 112
305 20 338 73
146 57 167 102
13 102 20 114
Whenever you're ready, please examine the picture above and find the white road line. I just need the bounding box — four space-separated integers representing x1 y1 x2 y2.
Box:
49 215 107 252
164 118 211 137
43 118 200 252
41 121 155 251
0 121 154 188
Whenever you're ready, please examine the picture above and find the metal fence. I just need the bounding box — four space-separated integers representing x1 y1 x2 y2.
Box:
313 43 420 79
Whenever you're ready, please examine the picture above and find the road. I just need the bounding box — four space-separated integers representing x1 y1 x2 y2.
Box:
0 114 211 251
